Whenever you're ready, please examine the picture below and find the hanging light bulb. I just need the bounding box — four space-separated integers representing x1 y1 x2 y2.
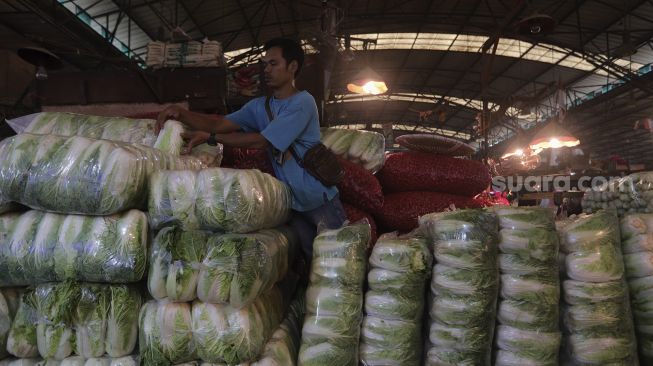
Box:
529 120 579 150
347 66 388 95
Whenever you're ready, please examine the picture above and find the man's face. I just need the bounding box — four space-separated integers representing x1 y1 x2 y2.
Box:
262 46 295 89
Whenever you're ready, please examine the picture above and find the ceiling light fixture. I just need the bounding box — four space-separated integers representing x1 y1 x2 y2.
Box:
346 66 388 95
529 120 579 150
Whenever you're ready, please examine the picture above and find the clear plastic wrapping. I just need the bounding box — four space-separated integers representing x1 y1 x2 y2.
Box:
192 287 284 364
5 283 140 360
147 226 296 307
0 209 147 286
419 209 499 366
148 168 292 233
359 233 431 366
7 112 187 156
320 128 385 172
559 210 639 365
619 213 653 363
139 300 195 365
581 172 653 216
0 133 204 215
298 222 370 366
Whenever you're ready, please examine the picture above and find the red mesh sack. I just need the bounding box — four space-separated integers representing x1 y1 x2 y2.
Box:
337 157 383 212
474 191 511 207
231 148 275 176
343 203 378 250
378 152 491 197
374 191 482 233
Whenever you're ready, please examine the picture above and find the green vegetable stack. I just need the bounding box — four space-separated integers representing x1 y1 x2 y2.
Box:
196 288 306 366
491 207 561 365
320 128 385 172
359 233 432 365
4 282 141 361
0 209 148 286
298 223 370 366
0 133 203 215
558 210 639 365
419 209 499 366
148 168 292 233
581 172 653 217
620 213 653 362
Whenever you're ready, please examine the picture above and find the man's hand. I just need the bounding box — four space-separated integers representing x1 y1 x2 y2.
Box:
181 131 210 154
156 105 185 134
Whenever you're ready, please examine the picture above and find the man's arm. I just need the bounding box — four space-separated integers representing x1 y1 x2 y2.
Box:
155 105 241 134
215 132 270 149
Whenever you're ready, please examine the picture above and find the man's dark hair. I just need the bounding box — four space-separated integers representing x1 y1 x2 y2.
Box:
264 38 304 77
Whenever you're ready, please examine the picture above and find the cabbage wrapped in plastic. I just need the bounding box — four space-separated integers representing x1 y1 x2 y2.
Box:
568 334 636 364
320 128 385 172
192 288 284 364
360 316 420 349
563 280 626 305
428 322 490 352
498 254 553 275
197 228 295 308
429 291 495 327
368 235 431 274
419 209 498 244
6 292 38 358
0 210 147 286
622 233 653 254
300 314 359 350
433 239 496 270
139 300 195 365
495 325 560 364
1 291 12 359
620 213 653 240
558 210 620 254
632 300 653 324
492 207 555 231
624 252 653 278
0 134 197 215
425 348 486 366
496 300 559 332
364 291 423 322
195 168 292 233
359 342 418 366
33 283 77 360
564 301 631 332
494 349 554 366
149 168 292 233
0 359 42 366
307 286 362 322
431 265 497 296
498 228 558 262
500 273 559 305
148 227 208 302
148 170 200 230
309 224 369 289
74 285 109 358
105 286 141 358
298 341 357 366
565 247 624 283
367 269 423 296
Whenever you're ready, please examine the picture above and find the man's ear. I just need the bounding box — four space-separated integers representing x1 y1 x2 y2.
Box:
288 60 298 75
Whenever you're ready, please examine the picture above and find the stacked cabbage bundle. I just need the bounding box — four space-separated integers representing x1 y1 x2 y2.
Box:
1 289 22 360
148 168 291 233
140 227 297 365
0 134 203 215
5 282 140 361
320 128 385 172
0 355 140 365
581 171 653 216
359 233 432 365
0 210 147 286
197 289 305 366
620 213 653 362
419 209 499 365
298 223 370 366
558 210 639 365
491 207 561 365
8 112 184 155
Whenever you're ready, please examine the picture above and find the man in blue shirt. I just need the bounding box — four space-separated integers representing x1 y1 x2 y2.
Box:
156 38 346 261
